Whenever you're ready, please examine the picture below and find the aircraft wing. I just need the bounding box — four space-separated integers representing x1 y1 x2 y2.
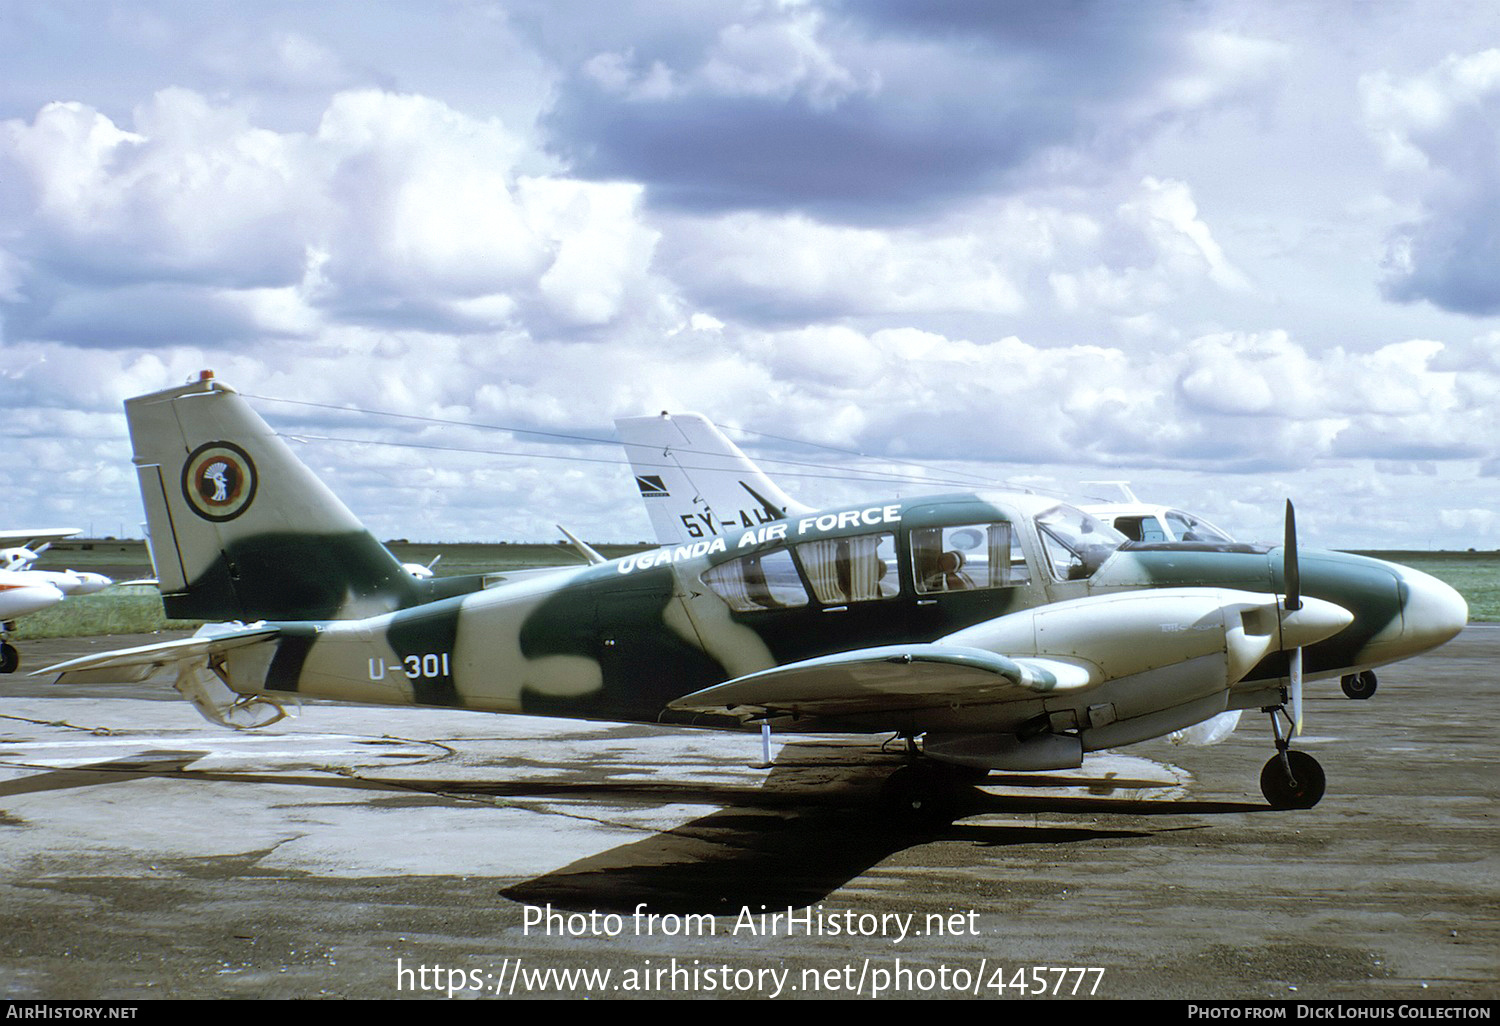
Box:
33 627 281 685
667 644 1093 720
0 528 82 546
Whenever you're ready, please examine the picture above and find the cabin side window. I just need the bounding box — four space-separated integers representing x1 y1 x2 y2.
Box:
701 548 809 612
911 522 1031 594
795 532 899 604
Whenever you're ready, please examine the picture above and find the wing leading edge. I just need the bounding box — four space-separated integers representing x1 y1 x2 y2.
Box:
667 643 1094 721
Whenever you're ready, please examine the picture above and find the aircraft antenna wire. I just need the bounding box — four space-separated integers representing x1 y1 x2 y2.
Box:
243 393 1017 493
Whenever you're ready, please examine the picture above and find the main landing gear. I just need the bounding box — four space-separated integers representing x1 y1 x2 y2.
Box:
1 622 18 674
1259 706 1325 809
878 736 977 829
1340 670 1377 700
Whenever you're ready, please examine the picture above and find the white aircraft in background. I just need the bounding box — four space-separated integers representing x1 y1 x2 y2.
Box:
1079 482 1237 544
0 529 113 673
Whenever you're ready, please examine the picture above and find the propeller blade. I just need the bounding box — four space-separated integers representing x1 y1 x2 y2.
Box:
1289 645 1304 736
1284 500 1304 734
1283 499 1301 612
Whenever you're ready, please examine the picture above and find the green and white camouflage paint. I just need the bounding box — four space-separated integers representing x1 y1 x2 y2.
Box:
43 374 1468 809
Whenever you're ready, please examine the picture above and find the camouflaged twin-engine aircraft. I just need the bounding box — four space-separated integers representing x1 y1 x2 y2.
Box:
44 374 1469 818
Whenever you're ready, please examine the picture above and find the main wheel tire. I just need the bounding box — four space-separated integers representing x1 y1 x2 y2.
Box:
1340 671 1377 700
0 642 18 674
1260 750 1326 809
880 764 958 830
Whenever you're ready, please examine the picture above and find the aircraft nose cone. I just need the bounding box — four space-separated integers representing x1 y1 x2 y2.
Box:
74 572 112 594
1397 565 1468 652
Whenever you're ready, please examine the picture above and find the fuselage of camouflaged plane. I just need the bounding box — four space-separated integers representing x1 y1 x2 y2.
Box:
42 374 1468 817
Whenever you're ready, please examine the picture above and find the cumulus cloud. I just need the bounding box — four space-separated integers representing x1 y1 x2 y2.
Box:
671 325 1494 478
2 2 1497 549
662 177 1244 327
0 87 665 345
1364 49 1500 314
586 9 872 111
659 210 1026 323
1 91 309 289
543 1 1286 219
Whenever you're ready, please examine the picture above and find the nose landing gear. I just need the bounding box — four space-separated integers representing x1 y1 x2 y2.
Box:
1260 707 1325 809
1340 670 1377 700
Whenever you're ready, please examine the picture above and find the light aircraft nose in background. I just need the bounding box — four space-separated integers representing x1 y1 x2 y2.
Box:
42 376 1467 823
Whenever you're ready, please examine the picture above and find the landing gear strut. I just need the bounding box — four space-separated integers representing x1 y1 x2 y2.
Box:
1259 707 1325 809
1340 670 1377 700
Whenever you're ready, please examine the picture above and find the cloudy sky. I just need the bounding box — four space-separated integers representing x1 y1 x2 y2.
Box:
2 0 1499 550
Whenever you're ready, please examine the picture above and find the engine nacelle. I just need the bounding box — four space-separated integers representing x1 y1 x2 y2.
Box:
940 587 1352 697
925 731 1083 771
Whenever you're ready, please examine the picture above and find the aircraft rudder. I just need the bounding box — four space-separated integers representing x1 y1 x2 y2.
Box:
615 411 809 546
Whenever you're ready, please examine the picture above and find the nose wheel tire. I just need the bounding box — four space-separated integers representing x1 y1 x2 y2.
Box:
1260 750 1326 809
0 642 18 674
1340 671 1377 700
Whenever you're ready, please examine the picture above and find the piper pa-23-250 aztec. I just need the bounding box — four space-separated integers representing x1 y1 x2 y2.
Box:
41 374 1468 822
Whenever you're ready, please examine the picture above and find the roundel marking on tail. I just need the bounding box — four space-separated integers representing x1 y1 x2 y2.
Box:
182 441 258 522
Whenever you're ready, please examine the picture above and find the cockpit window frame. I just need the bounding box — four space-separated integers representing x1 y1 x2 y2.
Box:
1035 504 1126 582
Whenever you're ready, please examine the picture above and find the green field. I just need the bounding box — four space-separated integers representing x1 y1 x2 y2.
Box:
13 541 1499 640
1352 551 1500 625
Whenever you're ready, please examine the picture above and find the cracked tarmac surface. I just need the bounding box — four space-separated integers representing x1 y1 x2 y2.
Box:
0 629 1495 999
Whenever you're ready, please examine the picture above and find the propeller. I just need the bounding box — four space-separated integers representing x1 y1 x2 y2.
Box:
1283 500 1304 735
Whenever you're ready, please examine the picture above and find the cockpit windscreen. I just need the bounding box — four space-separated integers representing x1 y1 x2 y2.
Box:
1035 504 1125 580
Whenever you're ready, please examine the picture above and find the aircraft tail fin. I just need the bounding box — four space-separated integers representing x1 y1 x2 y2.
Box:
615 412 811 546
127 373 429 622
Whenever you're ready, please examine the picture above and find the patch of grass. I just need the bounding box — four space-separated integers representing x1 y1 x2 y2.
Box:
12 585 201 640
1351 552 1500 622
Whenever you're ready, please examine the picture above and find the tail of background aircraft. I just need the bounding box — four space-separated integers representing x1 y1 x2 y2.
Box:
614 412 811 547
129 372 477 622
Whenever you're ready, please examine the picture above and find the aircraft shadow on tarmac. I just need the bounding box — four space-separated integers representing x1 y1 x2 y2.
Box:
502 739 1267 915
0 739 1267 913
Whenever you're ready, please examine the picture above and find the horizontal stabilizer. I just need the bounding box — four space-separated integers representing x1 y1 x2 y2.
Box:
557 524 606 566
33 627 280 685
667 644 1092 720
